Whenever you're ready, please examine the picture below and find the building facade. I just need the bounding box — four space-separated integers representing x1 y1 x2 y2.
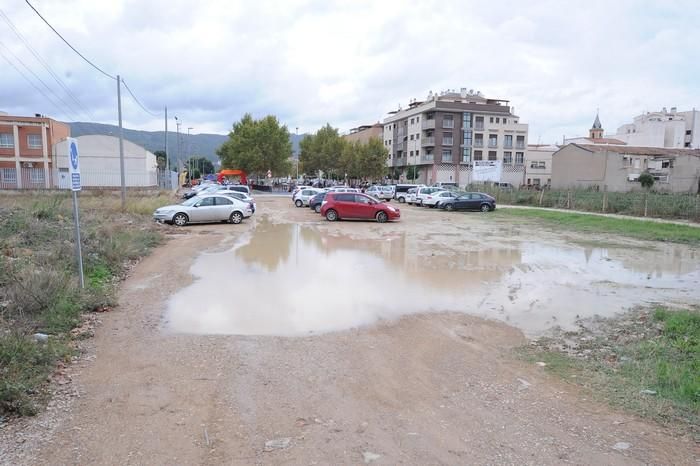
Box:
551 143 700 193
524 144 558 188
343 123 383 145
0 112 70 189
54 135 158 187
382 89 528 186
611 107 699 149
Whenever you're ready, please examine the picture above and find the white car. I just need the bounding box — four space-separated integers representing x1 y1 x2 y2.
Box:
406 187 420 205
415 186 442 206
219 191 257 212
366 185 395 201
328 186 359 193
422 190 459 208
153 194 253 226
293 188 323 207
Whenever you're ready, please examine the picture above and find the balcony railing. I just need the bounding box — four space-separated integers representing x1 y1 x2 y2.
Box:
488 141 498 148
474 124 484 130
442 120 454 129
395 142 405 151
421 119 435 130
516 143 525 149
421 155 434 162
443 138 453 146
473 141 484 148
421 137 435 147
504 142 513 149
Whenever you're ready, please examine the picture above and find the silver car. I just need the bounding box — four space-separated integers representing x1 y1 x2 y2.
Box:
153 194 253 226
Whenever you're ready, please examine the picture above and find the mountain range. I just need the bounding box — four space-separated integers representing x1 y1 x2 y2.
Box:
68 122 304 163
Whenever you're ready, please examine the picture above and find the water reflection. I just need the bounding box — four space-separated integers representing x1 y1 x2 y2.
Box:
166 220 700 337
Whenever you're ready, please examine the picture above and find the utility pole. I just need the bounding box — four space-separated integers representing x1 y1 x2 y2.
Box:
117 75 126 209
175 116 181 174
295 127 299 181
188 127 193 180
164 106 169 173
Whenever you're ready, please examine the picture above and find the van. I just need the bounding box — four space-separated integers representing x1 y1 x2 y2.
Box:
394 184 420 203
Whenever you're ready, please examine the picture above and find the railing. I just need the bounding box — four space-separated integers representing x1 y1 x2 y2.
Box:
488 141 498 148
421 119 435 130
473 141 484 148
421 155 434 162
504 142 513 149
516 143 525 149
474 124 484 130
421 137 435 147
442 120 454 129
443 138 453 146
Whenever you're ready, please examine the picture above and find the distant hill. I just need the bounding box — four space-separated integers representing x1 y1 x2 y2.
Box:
68 122 305 163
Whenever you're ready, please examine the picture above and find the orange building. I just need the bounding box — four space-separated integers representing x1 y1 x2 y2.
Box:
0 112 70 189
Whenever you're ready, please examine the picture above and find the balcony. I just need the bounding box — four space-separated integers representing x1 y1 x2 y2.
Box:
442 120 454 129
394 157 406 166
443 138 454 146
421 119 436 130
473 141 484 148
420 155 434 163
421 137 435 147
474 124 484 131
395 141 405 151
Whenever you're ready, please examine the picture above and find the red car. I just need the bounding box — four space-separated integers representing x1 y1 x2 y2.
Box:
320 192 400 223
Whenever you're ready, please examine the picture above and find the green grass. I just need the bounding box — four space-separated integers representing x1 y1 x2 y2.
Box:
521 307 700 431
497 208 700 244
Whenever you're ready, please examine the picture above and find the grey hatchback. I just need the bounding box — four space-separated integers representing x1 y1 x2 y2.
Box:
438 192 496 212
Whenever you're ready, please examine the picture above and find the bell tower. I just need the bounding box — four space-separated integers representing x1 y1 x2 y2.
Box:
589 111 603 139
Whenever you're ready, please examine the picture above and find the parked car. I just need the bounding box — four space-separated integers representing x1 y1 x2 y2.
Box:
365 185 395 201
423 190 460 208
291 185 312 197
153 194 254 226
439 192 496 212
223 184 251 195
219 191 256 212
415 186 442 206
293 188 323 207
308 192 328 213
394 184 419 203
327 186 359 193
321 192 400 223
406 187 420 205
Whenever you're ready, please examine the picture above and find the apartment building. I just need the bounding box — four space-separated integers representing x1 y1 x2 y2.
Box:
0 112 70 189
612 107 699 149
343 123 383 145
383 88 528 185
525 144 558 188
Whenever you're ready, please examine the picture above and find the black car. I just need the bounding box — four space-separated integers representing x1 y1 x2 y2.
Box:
439 192 496 212
308 192 328 213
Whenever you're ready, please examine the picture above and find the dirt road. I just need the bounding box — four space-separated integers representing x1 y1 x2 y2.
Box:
2 197 698 465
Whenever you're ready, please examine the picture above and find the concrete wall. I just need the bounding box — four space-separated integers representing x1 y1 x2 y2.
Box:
551 145 607 190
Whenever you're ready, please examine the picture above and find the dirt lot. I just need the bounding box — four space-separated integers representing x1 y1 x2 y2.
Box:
1 196 698 465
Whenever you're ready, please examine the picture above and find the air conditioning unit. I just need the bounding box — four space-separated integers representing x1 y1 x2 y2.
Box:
627 174 640 181
22 162 34 168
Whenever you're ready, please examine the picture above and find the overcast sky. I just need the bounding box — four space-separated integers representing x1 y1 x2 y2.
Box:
1 0 699 142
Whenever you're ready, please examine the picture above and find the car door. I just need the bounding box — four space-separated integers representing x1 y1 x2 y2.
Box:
213 196 235 220
190 196 216 222
454 194 471 210
334 193 355 217
352 194 376 219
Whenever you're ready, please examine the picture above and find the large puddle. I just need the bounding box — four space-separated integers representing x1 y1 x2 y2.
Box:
166 220 700 337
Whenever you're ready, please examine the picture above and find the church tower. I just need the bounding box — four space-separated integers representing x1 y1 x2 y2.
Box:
589 112 603 139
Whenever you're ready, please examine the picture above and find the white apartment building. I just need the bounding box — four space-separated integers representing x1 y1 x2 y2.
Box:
525 144 558 187
612 107 699 148
383 88 529 186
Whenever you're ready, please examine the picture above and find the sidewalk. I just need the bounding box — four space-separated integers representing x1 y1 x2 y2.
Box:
499 204 700 228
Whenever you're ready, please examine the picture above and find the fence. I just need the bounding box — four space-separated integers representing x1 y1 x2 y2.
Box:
465 185 700 222
0 167 177 191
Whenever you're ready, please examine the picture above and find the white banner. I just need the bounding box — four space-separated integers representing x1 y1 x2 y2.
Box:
473 160 502 182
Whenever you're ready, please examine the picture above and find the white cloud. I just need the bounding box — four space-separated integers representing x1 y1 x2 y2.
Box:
0 0 698 142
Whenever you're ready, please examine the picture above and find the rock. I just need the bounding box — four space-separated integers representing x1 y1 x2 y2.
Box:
640 389 657 395
613 442 631 451
264 437 291 452
356 421 369 434
32 333 49 343
535 361 547 367
517 378 531 391
363 451 381 463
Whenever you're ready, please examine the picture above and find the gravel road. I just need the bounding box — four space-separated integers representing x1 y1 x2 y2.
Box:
1 196 698 465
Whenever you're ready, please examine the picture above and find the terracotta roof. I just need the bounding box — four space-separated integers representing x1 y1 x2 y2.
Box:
573 144 700 157
587 137 626 145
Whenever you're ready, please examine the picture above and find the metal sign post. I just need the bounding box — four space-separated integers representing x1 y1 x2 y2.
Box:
67 137 85 289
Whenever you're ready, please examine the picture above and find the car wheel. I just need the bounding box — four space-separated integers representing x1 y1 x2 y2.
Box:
398 197 405 203
295 199 303 207
326 209 338 221
172 212 188 226
230 211 243 224
480 203 491 212
314 204 321 213
376 211 388 223
445 204 454 212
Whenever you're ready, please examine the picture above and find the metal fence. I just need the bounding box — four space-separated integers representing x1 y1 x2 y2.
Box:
0 167 178 191
466 185 700 222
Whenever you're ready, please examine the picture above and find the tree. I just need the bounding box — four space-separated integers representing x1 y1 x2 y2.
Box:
358 137 388 181
185 156 214 176
406 165 420 181
299 124 345 177
217 113 292 176
639 172 654 190
154 150 176 171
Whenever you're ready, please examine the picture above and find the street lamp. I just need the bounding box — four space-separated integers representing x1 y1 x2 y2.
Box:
174 116 181 175
187 127 194 180
295 127 299 181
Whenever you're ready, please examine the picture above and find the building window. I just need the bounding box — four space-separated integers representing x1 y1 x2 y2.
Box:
410 151 413 156
462 112 472 129
416 116 420 122
415 134 420 140
488 134 498 148
516 135 525 149
496 117 500 123
489 117 494 123
503 151 512 164
27 134 43 149
503 118 507 124
443 114 454 128
474 134 483 147
410 118 414 124
462 147 471 163
530 161 546 169
474 150 483 161
0 133 14 148
504 135 513 148
415 149 420 156
410 134 414 140
442 149 452 162
1 168 17 183
443 132 453 145
29 168 44 184
686 129 692 135
488 151 497 161
474 116 484 130
515 152 524 164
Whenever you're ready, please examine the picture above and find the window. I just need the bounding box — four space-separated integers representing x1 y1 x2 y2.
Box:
474 150 483 161
416 116 420 122
515 152 524 164
415 134 420 140
410 118 414 124
489 117 494 123
474 116 484 130
530 161 545 169
488 134 498 147
29 168 44 184
409 151 413 156
462 147 471 163
504 135 513 148
633 159 641 169
532 178 541 186
488 151 497 161
355 195 372 204
443 132 453 145
442 149 452 162
215 196 233 205
410 134 414 140
0 133 14 148
443 114 454 128
686 130 692 135
335 193 354 202
495 117 500 123
474 134 484 147
415 149 420 156
27 134 42 149
1 168 17 183
503 151 513 164
503 118 507 124
516 135 525 149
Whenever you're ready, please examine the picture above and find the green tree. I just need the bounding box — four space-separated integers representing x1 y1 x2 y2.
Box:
406 165 420 181
217 113 292 176
185 156 214 176
358 137 388 181
639 172 654 190
299 124 344 177
154 150 176 171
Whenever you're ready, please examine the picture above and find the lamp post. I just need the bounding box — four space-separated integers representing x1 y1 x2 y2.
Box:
187 127 193 181
295 127 299 181
175 116 181 174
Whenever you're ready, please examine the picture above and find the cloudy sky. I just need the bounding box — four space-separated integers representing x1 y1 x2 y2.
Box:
1 0 699 142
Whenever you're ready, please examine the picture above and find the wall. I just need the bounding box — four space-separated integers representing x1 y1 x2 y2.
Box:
551 145 607 190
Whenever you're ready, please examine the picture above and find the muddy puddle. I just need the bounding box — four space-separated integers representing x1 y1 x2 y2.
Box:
165 220 700 337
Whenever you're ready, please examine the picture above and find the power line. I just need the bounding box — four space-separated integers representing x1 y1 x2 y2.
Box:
0 8 95 121
24 0 116 81
0 40 82 121
121 78 162 117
